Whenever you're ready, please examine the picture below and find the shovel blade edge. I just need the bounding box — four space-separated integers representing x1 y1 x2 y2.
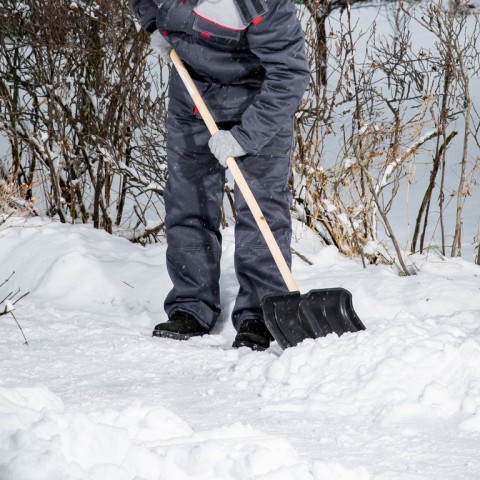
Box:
262 288 365 349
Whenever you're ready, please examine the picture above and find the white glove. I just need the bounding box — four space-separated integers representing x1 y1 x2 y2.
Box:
150 29 171 63
208 130 247 169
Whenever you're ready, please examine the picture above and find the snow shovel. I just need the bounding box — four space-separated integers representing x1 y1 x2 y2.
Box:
170 50 365 349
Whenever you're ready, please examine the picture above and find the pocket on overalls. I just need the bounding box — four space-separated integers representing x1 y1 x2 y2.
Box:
192 0 248 42
192 16 245 42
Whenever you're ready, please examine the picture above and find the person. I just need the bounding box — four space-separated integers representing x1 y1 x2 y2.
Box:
130 0 310 350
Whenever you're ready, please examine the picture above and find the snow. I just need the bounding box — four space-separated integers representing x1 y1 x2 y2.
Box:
1 217 480 479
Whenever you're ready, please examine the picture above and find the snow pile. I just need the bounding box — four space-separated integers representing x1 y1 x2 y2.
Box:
234 312 480 430
0 218 166 317
0 386 312 480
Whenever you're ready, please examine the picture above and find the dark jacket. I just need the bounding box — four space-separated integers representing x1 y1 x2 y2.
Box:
130 0 310 154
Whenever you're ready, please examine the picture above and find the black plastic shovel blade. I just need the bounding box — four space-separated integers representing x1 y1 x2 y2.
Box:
262 288 365 349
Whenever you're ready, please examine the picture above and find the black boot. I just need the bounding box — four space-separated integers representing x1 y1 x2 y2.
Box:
232 318 274 351
152 311 209 340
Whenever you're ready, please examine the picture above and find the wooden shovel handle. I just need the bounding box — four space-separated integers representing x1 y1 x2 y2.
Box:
170 49 299 292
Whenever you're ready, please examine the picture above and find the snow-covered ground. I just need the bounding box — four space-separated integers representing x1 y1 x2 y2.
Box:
1 217 480 480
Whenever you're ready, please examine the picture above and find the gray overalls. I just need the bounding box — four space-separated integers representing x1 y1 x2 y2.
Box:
130 0 309 330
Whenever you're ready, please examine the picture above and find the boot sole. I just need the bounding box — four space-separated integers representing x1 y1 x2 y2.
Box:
232 339 268 351
152 330 207 341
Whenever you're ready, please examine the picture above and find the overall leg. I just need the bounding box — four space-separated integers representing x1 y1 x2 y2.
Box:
163 112 225 330
232 151 293 330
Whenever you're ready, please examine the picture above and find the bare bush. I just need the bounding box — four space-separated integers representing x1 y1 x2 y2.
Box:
293 0 480 271
0 0 168 242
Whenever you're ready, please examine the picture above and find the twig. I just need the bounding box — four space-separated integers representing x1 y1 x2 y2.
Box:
12 290 30 305
1 272 30 344
0 271 15 289
376 129 442 195
291 248 314 265
9 311 29 346
360 165 413 276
